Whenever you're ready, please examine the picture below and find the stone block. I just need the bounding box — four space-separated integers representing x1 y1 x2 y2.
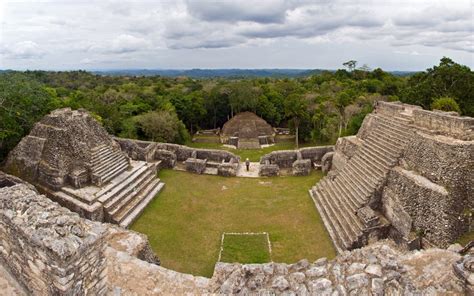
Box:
292 159 312 176
185 158 207 174
154 149 177 168
259 164 279 177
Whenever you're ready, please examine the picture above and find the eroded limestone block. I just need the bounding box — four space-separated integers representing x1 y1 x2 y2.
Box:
259 164 279 177
292 159 312 176
185 158 207 174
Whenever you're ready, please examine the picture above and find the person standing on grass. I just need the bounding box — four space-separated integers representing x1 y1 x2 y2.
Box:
245 158 250 171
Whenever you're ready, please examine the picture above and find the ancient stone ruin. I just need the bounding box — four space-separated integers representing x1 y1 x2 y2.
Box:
311 101 473 253
115 138 241 176
0 173 471 294
259 146 334 176
4 108 165 227
221 111 275 149
0 102 473 295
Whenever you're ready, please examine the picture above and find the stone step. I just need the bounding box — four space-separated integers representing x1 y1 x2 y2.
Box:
365 136 399 158
358 148 390 175
376 113 412 127
95 162 148 198
106 175 158 218
376 118 412 137
92 147 121 164
60 186 96 205
92 152 126 173
101 161 130 185
322 179 363 235
352 155 385 186
333 178 363 210
309 188 351 252
362 141 396 165
373 127 409 145
91 146 115 161
376 115 413 131
101 164 155 207
91 144 108 155
331 182 364 231
367 132 401 153
346 156 379 190
317 182 357 244
117 181 165 228
341 165 372 198
53 190 103 217
337 171 369 204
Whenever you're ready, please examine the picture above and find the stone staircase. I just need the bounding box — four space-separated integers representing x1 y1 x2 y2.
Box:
90 145 130 186
56 161 165 228
96 161 165 228
310 114 413 253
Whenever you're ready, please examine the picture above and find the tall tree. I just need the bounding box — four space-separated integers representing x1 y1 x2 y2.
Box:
343 60 358 72
284 94 308 149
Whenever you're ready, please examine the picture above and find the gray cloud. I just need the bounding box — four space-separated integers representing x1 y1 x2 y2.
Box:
0 0 472 70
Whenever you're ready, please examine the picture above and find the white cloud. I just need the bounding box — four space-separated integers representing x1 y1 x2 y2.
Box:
0 0 472 70
1 41 45 59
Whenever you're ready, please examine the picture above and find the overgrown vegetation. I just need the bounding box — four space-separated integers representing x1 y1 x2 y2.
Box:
1 58 472 162
131 169 335 277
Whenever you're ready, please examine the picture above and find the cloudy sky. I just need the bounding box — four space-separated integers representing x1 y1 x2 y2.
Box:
0 0 472 71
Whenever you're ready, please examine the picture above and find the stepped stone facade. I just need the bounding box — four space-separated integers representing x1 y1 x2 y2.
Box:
311 101 474 253
0 176 471 294
4 108 165 228
221 112 275 149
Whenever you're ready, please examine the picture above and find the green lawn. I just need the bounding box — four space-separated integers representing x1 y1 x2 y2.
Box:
131 169 335 277
186 141 322 162
220 233 271 264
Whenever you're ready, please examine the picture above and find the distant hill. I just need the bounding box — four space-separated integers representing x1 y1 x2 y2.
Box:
91 69 323 78
0 68 418 78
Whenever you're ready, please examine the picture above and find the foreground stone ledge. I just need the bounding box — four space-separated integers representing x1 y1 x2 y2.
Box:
0 183 108 295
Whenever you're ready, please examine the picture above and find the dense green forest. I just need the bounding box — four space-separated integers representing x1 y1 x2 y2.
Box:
0 57 472 162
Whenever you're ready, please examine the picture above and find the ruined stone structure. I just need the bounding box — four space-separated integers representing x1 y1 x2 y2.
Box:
115 138 240 176
311 101 473 253
4 108 165 228
0 102 473 294
259 146 333 176
0 175 471 294
221 112 275 149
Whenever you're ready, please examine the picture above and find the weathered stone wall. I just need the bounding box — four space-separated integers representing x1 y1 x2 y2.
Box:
260 146 333 169
381 167 457 247
185 158 207 174
413 109 474 140
114 138 157 162
380 132 474 246
0 183 108 295
115 137 240 164
208 241 466 295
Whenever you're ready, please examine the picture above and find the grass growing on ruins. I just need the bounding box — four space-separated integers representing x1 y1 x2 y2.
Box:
220 233 272 264
186 141 320 162
457 231 474 246
131 169 335 277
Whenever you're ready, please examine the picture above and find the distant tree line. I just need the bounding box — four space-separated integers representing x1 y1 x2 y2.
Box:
0 57 472 162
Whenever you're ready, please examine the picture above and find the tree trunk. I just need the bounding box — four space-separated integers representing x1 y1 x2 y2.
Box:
295 125 299 149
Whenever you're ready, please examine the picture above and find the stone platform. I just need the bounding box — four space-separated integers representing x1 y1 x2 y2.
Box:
44 160 165 228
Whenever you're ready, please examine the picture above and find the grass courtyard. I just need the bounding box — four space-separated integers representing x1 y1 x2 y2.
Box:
130 169 335 277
